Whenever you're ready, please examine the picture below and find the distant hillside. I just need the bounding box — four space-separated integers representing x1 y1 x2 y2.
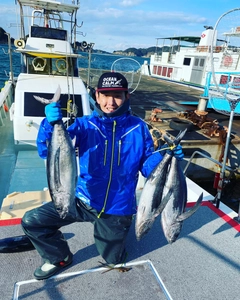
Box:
113 45 181 57
0 28 14 44
74 41 159 57
113 47 156 57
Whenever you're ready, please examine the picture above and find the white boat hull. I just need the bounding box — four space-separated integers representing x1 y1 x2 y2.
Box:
11 74 91 146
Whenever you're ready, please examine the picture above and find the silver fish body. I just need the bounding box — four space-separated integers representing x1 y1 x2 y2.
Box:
47 119 77 218
135 153 173 240
135 129 187 240
34 86 77 219
161 156 203 244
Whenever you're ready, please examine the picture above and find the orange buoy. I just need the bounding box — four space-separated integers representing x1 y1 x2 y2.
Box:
4 103 9 112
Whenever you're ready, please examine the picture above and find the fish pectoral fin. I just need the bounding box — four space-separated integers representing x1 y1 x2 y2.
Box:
52 85 61 102
155 189 173 215
176 193 203 221
72 136 76 148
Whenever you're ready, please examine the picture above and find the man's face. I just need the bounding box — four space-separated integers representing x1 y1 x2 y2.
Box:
96 91 129 114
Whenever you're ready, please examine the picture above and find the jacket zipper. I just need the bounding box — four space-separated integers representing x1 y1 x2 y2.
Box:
98 120 116 218
118 140 121 166
104 140 108 165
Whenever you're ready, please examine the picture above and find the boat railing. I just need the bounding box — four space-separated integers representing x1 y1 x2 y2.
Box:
0 81 13 126
204 71 240 99
184 150 240 217
196 46 223 53
153 53 162 62
183 150 234 176
153 53 177 64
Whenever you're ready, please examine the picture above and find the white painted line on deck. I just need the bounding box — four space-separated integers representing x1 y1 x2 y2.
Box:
13 259 173 300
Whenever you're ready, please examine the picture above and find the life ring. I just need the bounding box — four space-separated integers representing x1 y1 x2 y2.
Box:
169 118 193 131
56 59 67 73
223 55 233 67
32 57 47 71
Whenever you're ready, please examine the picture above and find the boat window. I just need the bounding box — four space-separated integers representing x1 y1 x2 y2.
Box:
233 77 240 90
194 58 199 66
200 59 205 67
24 92 83 117
183 57 191 66
32 57 47 71
27 56 76 77
220 75 232 85
31 26 67 41
28 56 50 74
55 59 67 74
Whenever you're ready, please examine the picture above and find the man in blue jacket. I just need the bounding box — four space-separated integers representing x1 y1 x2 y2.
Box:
22 72 183 280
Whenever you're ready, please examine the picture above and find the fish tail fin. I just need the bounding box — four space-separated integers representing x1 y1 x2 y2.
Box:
174 128 188 145
33 85 61 104
52 85 61 103
163 133 174 148
33 95 51 104
163 128 187 148
176 192 203 221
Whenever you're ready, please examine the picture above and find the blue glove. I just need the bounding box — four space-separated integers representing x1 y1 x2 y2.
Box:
172 144 184 161
45 102 62 123
159 144 184 161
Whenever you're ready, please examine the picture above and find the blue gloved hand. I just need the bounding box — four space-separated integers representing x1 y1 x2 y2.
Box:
45 102 62 124
158 143 184 161
172 144 184 161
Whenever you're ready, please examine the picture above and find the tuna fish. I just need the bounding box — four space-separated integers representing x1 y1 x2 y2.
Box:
34 86 78 219
0 235 34 253
135 129 187 240
161 133 203 244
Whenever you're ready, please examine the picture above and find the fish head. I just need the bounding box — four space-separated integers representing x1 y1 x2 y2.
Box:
135 217 155 241
162 220 183 244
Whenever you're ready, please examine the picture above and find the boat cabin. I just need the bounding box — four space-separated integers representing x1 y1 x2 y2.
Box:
10 0 92 147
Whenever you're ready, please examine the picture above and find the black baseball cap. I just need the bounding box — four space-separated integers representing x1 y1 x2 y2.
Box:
97 72 128 92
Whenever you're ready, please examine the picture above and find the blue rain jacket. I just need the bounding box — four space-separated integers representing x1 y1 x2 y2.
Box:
37 108 163 216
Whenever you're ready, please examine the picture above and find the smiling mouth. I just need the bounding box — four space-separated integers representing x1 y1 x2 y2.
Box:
107 107 117 112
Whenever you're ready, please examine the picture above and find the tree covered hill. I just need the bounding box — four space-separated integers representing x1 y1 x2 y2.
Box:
0 28 14 44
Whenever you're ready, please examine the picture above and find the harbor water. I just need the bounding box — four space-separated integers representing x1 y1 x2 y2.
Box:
0 44 149 88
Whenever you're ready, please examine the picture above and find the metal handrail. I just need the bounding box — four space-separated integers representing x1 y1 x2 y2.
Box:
183 150 234 175
184 150 240 222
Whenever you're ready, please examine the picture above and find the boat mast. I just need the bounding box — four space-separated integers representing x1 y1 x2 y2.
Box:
18 1 26 39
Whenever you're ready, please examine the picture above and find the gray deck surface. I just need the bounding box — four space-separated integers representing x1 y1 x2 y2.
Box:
1 204 240 300
0 146 239 299
0 148 240 299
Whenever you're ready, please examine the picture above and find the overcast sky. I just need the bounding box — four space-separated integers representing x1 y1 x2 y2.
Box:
0 0 240 52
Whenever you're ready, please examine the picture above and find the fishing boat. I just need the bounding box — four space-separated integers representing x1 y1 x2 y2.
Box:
4 0 92 147
143 26 240 88
139 13 240 199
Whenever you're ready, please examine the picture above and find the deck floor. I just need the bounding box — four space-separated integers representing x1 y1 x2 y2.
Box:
1 202 240 300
